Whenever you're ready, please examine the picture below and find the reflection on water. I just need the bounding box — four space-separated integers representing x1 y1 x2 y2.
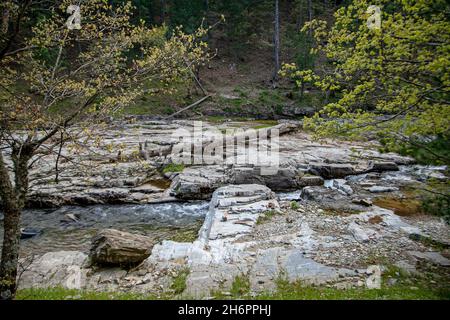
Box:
0 201 208 257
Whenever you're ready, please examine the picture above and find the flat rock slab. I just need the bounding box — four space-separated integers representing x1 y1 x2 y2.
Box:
409 251 450 267
200 184 279 242
18 251 89 290
308 163 356 179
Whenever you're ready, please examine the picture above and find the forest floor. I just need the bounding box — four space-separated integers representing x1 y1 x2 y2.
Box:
122 31 322 121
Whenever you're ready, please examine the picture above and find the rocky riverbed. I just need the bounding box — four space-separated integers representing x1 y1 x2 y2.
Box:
1 119 449 297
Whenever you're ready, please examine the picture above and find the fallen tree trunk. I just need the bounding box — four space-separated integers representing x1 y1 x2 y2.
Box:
164 95 211 120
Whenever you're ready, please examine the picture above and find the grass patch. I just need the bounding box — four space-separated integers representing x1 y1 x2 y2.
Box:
170 268 190 295
16 287 157 300
16 265 450 300
253 267 450 300
230 274 251 298
256 279 450 300
168 223 203 243
256 210 280 224
162 163 185 174
290 201 300 210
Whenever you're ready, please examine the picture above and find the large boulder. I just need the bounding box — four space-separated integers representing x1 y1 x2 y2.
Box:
232 166 299 191
90 229 156 266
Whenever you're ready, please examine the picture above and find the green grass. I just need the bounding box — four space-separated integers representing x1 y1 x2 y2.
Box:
170 268 190 295
290 201 300 210
16 287 158 300
256 210 280 224
17 279 449 300
254 266 450 300
230 274 251 298
162 163 185 174
256 279 450 300
15 264 450 300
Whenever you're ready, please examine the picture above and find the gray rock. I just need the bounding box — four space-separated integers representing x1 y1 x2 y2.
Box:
297 175 324 187
408 251 450 267
309 163 355 179
300 186 362 211
18 251 88 290
327 179 353 195
200 184 279 242
169 166 230 200
366 161 399 173
348 222 372 243
232 165 299 191
351 198 373 207
60 213 80 223
394 260 417 274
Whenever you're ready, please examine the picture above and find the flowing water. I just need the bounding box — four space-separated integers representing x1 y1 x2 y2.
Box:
0 201 209 257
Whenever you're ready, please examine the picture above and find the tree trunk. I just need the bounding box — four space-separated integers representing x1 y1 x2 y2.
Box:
273 0 281 84
295 0 303 31
161 0 166 23
307 0 313 36
1 8 9 34
0 147 31 300
0 206 21 300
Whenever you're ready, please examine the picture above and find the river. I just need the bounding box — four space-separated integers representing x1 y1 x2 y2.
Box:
0 201 209 257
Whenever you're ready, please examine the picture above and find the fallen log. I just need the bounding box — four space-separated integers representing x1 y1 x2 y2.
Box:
164 95 212 120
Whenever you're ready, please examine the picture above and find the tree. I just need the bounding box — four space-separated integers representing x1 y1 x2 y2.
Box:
0 0 209 299
273 0 281 84
283 0 450 163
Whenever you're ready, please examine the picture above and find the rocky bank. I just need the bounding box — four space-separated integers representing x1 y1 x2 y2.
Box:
6 119 450 297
